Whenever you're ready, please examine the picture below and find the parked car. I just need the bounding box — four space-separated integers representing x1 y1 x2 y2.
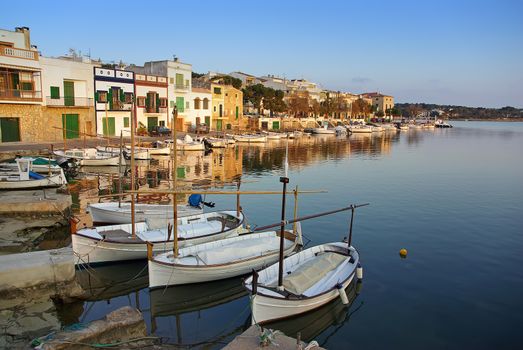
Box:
150 126 171 136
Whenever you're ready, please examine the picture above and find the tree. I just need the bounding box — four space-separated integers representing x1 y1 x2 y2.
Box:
376 110 385 118
287 91 310 118
310 99 320 117
243 84 286 116
212 75 242 89
351 98 372 118
407 104 422 119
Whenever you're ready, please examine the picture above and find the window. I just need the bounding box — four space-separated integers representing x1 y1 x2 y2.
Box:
159 98 168 108
50 86 60 99
225 93 228 97
170 100 175 108
213 87 221 94
159 120 165 127
137 96 146 107
203 98 209 109
185 79 189 87
146 92 157 113
175 74 184 88
176 96 185 112
186 101 189 109
124 117 129 128
97 91 107 103
124 92 133 103
169 77 174 84
21 82 33 90
214 106 216 112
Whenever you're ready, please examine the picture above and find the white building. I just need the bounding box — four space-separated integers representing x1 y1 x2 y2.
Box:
138 59 192 131
188 87 212 128
133 73 169 132
94 68 134 136
258 74 288 92
229 71 262 88
40 56 97 138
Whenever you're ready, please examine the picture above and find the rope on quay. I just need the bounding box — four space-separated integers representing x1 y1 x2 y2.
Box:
32 336 160 349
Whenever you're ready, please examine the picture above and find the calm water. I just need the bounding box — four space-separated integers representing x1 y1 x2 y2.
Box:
63 122 523 349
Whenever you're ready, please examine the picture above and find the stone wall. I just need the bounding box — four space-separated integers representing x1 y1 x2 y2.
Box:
0 104 96 143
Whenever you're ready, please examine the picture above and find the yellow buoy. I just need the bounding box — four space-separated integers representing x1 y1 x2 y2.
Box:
399 248 408 258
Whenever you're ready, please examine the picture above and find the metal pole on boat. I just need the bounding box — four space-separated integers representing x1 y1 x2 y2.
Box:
277 175 289 290
172 106 179 258
118 130 123 208
236 179 241 217
47 145 52 177
63 115 67 151
348 205 355 250
130 98 136 239
293 185 298 234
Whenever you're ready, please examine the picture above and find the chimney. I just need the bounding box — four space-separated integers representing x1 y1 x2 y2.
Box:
15 27 31 49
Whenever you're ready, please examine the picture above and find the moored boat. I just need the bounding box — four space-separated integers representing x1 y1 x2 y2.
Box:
0 158 67 190
233 134 267 143
72 210 245 265
54 148 121 166
148 225 303 288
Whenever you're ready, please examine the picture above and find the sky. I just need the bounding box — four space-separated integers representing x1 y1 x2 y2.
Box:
1 0 522 108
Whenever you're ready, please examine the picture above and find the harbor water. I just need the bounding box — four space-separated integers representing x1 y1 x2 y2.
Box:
61 121 523 349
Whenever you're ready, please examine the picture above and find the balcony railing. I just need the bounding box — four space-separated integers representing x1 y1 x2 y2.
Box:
144 106 168 114
174 83 190 91
0 46 39 61
0 89 42 101
46 96 93 107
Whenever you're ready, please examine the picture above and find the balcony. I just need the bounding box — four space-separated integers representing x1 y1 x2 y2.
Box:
174 83 190 91
46 96 93 107
144 106 168 114
0 89 42 102
0 46 39 61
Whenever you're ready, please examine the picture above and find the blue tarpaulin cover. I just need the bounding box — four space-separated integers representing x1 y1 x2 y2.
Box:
188 194 202 207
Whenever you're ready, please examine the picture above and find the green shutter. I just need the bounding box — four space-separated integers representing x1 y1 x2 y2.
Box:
236 106 239 120
0 118 21 142
124 117 129 128
95 91 99 102
175 74 184 87
102 117 116 136
62 114 79 139
50 86 60 99
108 89 113 109
177 167 185 179
63 81 75 106
156 95 160 113
176 97 185 112
119 89 125 102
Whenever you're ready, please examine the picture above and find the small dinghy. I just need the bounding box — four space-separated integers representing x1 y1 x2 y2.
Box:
54 148 121 166
312 125 336 134
0 158 67 190
88 193 211 224
244 203 367 325
171 135 206 151
203 137 227 148
72 210 245 265
148 224 302 288
233 134 267 143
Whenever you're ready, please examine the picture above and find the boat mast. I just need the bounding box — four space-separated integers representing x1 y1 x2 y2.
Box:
172 106 179 257
348 205 355 252
277 139 290 290
130 98 136 239
118 130 123 208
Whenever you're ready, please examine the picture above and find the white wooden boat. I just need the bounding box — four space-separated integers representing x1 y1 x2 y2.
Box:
233 134 267 143
370 125 384 132
435 120 453 128
203 137 227 148
54 148 121 166
96 145 151 160
0 157 63 172
87 202 203 224
312 125 335 134
148 225 303 288
334 126 348 135
0 159 67 190
263 131 283 140
147 142 171 155
169 135 206 151
348 125 373 133
72 210 245 265
244 241 361 324
382 123 398 131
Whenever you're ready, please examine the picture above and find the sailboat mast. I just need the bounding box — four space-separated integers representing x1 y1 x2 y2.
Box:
172 106 179 257
278 139 290 289
130 99 136 239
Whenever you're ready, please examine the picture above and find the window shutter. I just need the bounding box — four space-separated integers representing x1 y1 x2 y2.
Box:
119 89 125 102
156 95 160 113
95 91 99 102
107 89 113 109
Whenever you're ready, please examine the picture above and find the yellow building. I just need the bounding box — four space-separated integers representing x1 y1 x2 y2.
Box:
223 85 243 131
210 83 224 131
362 92 395 114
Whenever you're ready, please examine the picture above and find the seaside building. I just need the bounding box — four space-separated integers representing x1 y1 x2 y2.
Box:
137 59 192 131
133 73 169 133
40 56 97 141
223 85 244 130
210 83 225 131
362 92 395 115
0 27 42 142
94 67 134 137
228 71 262 88
188 87 212 130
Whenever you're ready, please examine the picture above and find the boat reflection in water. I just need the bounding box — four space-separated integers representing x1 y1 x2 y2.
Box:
75 260 149 301
264 280 363 344
149 277 249 347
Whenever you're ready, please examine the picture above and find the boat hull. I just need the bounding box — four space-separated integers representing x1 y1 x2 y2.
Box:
72 225 242 265
148 237 297 287
80 157 120 166
88 203 202 224
250 273 355 325
234 135 267 143
0 173 66 190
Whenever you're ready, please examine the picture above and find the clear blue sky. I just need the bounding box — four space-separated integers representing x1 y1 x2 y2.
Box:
2 0 522 107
